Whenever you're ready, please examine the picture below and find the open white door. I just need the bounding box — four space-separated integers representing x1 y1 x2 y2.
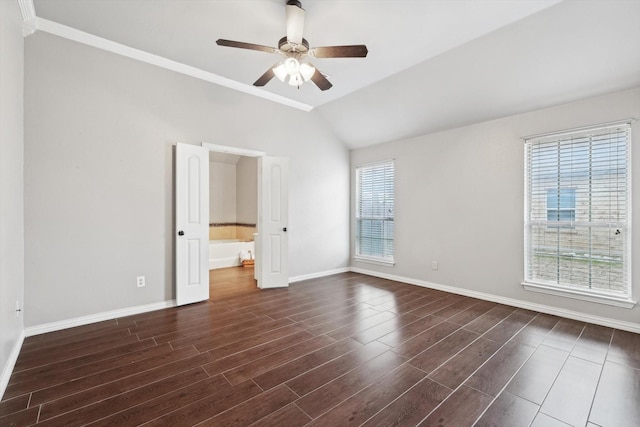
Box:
176 143 209 305
257 157 289 288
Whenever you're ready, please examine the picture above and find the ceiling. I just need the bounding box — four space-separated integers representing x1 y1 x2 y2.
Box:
28 0 640 149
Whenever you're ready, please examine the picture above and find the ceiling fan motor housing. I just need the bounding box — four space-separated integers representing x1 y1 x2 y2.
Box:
278 36 309 56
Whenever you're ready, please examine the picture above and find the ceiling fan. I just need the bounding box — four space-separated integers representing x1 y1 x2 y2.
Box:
216 0 368 91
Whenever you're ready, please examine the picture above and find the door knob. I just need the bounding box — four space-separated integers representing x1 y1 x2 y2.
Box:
178 230 184 236
282 227 287 232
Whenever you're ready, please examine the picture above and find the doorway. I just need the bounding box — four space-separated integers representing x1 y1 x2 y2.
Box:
175 142 290 306
208 151 258 300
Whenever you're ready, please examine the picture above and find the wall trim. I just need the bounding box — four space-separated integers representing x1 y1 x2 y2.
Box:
289 267 351 283
0 330 25 400
24 300 177 337
17 0 35 21
31 18 314 112
351 267 640 334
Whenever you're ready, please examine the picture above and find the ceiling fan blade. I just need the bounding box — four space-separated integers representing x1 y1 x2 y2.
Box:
216 39 278 54
286 0 305 45
253 66 277 87
310 68 332 91
309 45 368 58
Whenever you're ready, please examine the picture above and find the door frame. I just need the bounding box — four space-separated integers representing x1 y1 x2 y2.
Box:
201 142 266 287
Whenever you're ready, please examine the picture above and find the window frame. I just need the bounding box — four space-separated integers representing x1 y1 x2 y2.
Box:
354 159 395 266
522 120 634 308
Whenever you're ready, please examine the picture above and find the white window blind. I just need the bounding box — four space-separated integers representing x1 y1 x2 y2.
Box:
524 122 631 299
356 160 394 262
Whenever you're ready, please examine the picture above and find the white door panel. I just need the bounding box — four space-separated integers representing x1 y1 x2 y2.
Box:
176 143 209 305
258 157 289 288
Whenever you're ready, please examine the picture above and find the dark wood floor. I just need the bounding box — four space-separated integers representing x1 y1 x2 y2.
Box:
209 265 259 301
2 270 640 426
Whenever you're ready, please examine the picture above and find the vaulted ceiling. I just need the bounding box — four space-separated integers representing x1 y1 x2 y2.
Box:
26 0 640 148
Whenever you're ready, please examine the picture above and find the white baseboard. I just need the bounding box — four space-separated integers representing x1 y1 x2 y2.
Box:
351 267 640 334
289 267 351 284
0 329 25 400
24 300 177 337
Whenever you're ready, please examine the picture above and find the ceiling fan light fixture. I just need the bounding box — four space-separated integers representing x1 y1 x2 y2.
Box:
288 73 304 87
273 62 287 82
284 57 300 76
299 62 315 81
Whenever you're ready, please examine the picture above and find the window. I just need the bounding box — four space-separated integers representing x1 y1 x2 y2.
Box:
524 122 632 305
355 160 394 263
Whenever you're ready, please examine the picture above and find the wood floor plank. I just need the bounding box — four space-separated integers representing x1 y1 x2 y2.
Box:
295 350 407 419
202 330 319 377
417 385 493 427
307 363 426 426
571 323 613 364
197 384 298 426
5 270 640 426
36 367 209 426
352 312 421 344
607 329 640 369
249 403 311 427
427 337 501 389
5 342 175 398
0 405 40 426
539 355 603 427
408 328 480 374
324 311 397 341
38 351 217 420
377 315 446 347
445 301 496 326
29 345 200 406
463 305 517 335
13 333 141 372
0 394 29 417
481 311 535 344
361 377 451 427
505 344 568 405
464 341 535 397
474 391 539 427
391 321 460 359
253 338 362 391
85 375 239 426
8 338 157 385
589 361 640 427
286 341 390 397
302 308 387 336
510 313 560 347
541 318 585 352
223 335 334 385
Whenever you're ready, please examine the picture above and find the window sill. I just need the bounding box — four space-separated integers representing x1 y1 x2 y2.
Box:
522 282 636 309
353 256 395 267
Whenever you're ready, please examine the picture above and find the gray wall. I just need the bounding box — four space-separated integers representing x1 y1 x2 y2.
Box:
236 156 257 224
351 87 640 326
0 0 25 393
209 161 236 223
24 32 350 327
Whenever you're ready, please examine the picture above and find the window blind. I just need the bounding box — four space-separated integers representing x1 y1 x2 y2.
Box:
524 123 631 297
356 160 394 261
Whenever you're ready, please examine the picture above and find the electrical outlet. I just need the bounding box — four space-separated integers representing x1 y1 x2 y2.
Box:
431 261 438 271
137 276 145 288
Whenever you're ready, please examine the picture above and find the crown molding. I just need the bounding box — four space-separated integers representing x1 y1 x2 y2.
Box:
18 0 36 36
17 0 35 20
31 17 314 112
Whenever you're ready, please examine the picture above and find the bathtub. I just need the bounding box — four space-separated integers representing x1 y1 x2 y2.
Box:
209 239 255 270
